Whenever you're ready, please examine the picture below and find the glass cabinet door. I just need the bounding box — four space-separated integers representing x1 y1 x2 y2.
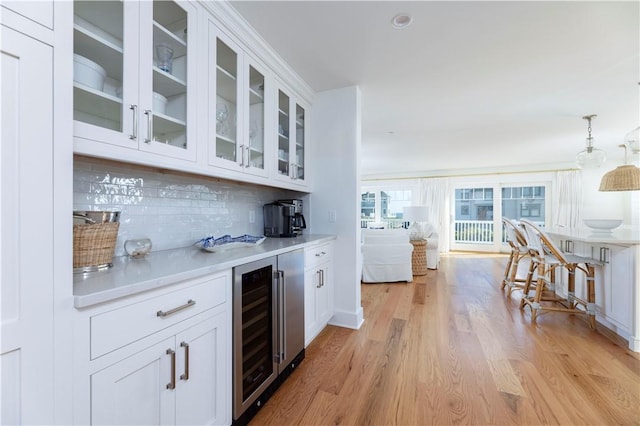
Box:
73 1 132 142
246 64 266 174
294 103 305 181
214 36 240 165
141 0 191 155
277 90 291 177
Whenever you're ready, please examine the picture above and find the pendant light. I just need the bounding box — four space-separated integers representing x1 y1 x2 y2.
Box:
576 114 606 168
599 144 640 191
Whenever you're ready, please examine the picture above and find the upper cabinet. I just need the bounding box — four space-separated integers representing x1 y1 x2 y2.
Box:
274 83 308 186
208 25 270 178
71 1 314 191
73 0 197 161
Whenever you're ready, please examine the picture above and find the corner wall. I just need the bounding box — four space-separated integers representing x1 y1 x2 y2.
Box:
309 86 364 329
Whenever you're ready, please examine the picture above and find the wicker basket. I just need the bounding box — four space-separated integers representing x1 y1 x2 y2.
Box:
73 222 120 272
410 240 428 276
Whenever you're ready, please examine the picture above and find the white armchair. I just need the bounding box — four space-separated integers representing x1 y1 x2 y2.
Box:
361 229 414 283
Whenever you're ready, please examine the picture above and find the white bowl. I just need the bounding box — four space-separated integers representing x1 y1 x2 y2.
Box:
153 92 167 115
73 54 106 91
583 219 623 232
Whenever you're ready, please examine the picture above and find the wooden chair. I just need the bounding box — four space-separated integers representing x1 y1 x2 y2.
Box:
519 219 601 328
501 218 534 296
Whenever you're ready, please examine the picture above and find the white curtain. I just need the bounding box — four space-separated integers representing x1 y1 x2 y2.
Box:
418 177 451 252
554 170 582 228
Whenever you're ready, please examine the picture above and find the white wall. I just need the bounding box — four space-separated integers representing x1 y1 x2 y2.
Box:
580 166 636 225
309 86 364 329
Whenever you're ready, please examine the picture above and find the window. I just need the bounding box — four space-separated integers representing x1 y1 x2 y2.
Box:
360 185 415 228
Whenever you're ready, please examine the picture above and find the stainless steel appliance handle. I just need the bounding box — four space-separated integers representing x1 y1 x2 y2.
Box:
143 109 152 144
180 342 190 381
278 270 285 363
157 299 196 318
129 104 138 140
166 348 176 389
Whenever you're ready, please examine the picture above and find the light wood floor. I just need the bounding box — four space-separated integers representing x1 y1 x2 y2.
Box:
249 253 640 425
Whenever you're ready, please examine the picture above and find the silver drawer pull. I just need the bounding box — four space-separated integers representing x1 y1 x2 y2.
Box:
157 299 196 318
315 251 326 257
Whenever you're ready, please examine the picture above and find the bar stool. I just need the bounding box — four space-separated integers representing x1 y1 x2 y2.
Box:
501 217 533 296
519 219 601 328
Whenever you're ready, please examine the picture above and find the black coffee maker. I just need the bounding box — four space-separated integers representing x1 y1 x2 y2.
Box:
263 202 296 237
279 199 306 236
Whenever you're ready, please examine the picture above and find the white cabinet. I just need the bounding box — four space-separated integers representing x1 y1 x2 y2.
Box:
554 238 635 336
274 83 309 187
1 20 55 425
73 272 231 425
587 243 634 333
304 243 333 346
73 0 198 162
208 23 270 179
91 314 226 425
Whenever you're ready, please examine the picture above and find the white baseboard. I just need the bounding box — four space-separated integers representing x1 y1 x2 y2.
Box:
328 306 364 330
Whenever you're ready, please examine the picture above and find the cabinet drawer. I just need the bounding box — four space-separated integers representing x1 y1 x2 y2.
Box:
90 274 227 359
305 243 333 268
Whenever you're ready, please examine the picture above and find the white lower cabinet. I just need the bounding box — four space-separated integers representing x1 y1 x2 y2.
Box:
74 271 231 425
304 243 334 346
591 243 634 333
91 315 225 425
554 238 634 336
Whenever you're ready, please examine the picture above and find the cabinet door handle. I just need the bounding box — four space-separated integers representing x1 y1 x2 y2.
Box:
166 348 176 390
143 109 152 144
239 144 245 166
245 146 250 168
316 270 322 288
320 269 324 287
129 104 138 140
600 247 609 263
157 299 196 318
315 251 326 257
180 342 190 381
565 240 573 253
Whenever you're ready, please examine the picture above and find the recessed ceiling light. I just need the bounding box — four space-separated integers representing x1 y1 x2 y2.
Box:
391 13 413 29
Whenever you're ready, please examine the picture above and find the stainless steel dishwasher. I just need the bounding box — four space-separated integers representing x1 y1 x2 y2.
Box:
232 249 305 426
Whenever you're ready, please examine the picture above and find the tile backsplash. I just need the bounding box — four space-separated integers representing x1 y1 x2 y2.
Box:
74 156 293 256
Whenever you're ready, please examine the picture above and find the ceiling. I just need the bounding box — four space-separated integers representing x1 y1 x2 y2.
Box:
229 1 640 179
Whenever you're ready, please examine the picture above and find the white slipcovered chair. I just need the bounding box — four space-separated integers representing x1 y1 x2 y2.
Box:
361 229 414 283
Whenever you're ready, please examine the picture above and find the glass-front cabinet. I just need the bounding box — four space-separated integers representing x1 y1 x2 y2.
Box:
73 0 196 162
209 25 268 178
275 84 307 185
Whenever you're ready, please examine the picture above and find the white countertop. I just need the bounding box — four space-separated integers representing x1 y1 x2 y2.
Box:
73 234 336 309
546 226 640 245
